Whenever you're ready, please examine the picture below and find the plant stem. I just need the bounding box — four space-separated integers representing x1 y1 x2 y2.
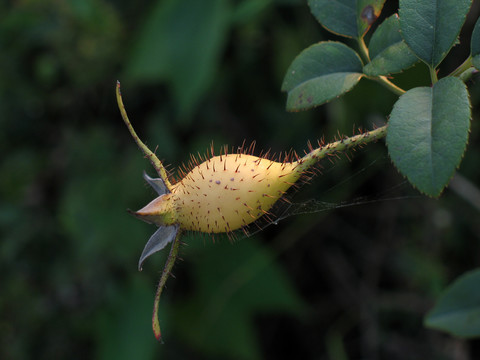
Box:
358 37 370 63
358 38 406 96
298 125 387 171
152 232 182 342
116 81 173 190
429 66 438 84
370 76 406 96
449 56 473 78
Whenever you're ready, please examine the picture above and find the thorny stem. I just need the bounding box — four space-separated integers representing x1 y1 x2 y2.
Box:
152 231 182 342
298 125 387 172
116 81 173 190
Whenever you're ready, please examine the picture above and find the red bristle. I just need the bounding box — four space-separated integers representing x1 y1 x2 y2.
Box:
294 150 299 161
280 196 292 204
238 139 246 154
260 208 270 215
248 141 256 155
307 140 313 152
243 203 254 211
263 149 271 159
251 218 264 231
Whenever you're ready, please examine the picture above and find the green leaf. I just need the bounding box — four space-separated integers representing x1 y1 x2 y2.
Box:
399 0 472 68
363 14 418 76
472 16 480 70
425 268 480 338
125 0 230 121
308 0 385 38
282 42 364 111
386 77 471 197
172 236 304 360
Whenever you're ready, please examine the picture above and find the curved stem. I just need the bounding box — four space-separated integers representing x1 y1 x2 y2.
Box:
152 231 182 342
116 81 173 190
369 76 406 96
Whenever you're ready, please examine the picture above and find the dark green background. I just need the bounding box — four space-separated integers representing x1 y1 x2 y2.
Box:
1 0 480 359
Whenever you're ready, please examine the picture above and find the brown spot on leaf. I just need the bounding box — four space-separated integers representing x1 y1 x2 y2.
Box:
361 5 377 25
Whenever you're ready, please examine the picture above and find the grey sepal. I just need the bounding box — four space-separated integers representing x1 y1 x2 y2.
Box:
138 225 179 271
143 172 168 195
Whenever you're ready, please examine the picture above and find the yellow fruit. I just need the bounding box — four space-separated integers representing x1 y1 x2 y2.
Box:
135 153 302 233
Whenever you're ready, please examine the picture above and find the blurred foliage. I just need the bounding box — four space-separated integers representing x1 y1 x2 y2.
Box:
1 0 480 359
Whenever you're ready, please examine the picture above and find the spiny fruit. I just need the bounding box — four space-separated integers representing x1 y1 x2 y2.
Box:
116 81 387 341
116 85 387 268
116 82 386 270
130 130 386 270
136 152 302 234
